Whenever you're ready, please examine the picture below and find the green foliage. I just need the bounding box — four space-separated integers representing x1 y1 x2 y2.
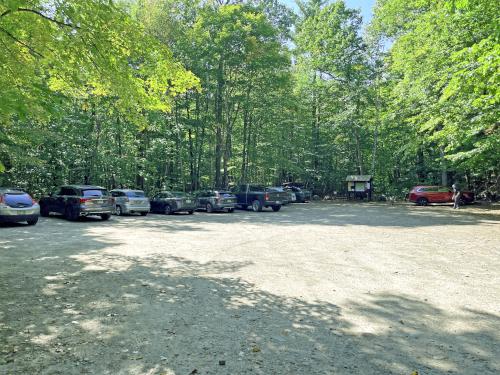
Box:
0 0 198 123
1 0 498 197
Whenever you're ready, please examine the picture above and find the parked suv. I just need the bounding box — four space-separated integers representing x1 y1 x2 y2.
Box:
195 190 237 213
408 186 475 206
110 189 150 216
283 185 311 203
150 191 196 215
0 188 40 225
39 185 113 221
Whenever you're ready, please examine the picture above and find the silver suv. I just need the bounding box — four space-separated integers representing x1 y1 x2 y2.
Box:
110 189 150 216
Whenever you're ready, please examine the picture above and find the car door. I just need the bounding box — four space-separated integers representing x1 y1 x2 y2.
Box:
437 187 453 203
44 190 58 213
198 191 207 207
233 186 243 204
424 187 441 203
54 187 72 214
150 194 161 212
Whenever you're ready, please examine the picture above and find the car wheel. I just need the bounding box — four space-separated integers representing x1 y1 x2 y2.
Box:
227 208 234 213
40 205 50 217
417 197 428 206
459 198 466 206
240 205 248 210
27 217 38 226
272 205 281 212
188 210 194 215
206 203 213 213
64 206 79 221
140 212 148 216
101 213 111 221
252 200 262 212
115 205 123 216
164 205 172 215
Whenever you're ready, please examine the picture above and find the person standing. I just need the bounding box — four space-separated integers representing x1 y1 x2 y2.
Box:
452 182 461 209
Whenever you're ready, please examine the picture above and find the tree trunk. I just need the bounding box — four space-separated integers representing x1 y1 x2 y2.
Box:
214 58 224 188
440 147 447 186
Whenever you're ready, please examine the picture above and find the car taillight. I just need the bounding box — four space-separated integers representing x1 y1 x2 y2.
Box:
215 192 221 203
0 195 4 204
80 198 89 204
31 197 37 204
265 193 269 200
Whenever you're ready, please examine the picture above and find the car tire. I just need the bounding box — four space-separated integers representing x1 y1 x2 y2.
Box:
240 205 248 210
101 213 111 221
27 217 38 226
64 206 79 221
40 205 50 217
459 197 466 206
140 212 148 216
227 208 234 213
164 205 172 215
206 203 213 213
188 210 194 215
417 198 428 206
115 205 123 216
252 200 262 212
272 205 281 212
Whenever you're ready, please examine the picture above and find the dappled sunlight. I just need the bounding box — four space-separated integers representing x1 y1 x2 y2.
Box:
1 203 499 374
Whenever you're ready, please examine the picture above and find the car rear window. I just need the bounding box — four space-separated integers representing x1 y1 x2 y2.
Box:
83 189 108 197
249 185 265 191
126 191 145 198
3 192 33 206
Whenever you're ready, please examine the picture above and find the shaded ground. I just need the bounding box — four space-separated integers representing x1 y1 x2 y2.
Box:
1 202 499 374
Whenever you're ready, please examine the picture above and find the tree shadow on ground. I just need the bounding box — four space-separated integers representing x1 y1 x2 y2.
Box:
111 202 500 231
1 238 499 375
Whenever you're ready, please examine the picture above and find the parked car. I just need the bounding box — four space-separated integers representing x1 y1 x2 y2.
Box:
233 184 282 212
283 185 312 203
266 187 291 205
150 191 196 215
110 189 150 216
195 190 237 213
39 185 113 221
0 188 40 225
408 186 475 206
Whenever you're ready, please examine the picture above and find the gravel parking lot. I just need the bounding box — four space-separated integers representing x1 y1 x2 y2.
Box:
1 202 499 375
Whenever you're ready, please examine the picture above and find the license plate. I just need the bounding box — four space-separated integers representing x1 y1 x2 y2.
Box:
186 199 191 203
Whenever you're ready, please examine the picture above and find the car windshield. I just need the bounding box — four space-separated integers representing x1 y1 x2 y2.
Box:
126 191 145 198
267 187 283 192
218 191 233 196
83 189 108 197
3 191 33 206
249 185 265 191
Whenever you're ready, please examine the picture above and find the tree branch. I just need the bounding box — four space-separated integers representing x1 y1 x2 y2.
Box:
0 27 44 57
1 9 12 18
16 8 79 29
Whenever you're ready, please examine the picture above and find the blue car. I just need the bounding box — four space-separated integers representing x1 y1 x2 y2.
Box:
0 188 40 225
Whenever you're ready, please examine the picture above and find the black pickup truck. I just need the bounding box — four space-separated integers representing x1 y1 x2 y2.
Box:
233 184 283 212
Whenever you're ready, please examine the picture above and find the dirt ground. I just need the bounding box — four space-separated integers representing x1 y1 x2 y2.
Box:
1 202 499 375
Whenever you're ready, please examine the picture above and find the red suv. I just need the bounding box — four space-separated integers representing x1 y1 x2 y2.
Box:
408 186 475 206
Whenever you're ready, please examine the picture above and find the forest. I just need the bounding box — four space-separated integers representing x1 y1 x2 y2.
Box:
0 0 498 198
